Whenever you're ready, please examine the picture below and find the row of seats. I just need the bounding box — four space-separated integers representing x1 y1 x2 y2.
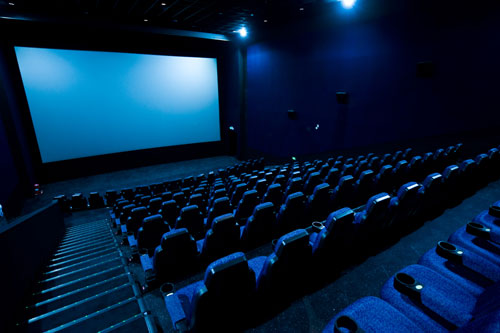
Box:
323 200 500 332
115 144 465 251
158 146 499 332
53 158 265 212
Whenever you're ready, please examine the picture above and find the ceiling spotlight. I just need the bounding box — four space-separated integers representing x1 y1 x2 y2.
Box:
144 19 149 22
340 0 356 9
8 2 15 5
263 19 268 23
238 27 248 38
161 2 166 5
299 7 304 11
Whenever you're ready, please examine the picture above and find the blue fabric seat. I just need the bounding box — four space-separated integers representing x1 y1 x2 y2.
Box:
322 296 422 333
125 206 146 234
175 205 205 240
234 190 260 222
240 202 275 250
230 183 247 207
448 225 500 265
205 196 232 228
473 201 500 231
418 241 500 296
274 192 307 236
324 167 340 187
417 173 444 217
392 160 409 189
172 192 187 208
159 200 180 226
352 170 375 207
381 264 500 332
151 228 199 281
248 229 312 298
459 159 477 193
137 214 170 254
330 175 355 210
164 252 256 331
353 193 391 242
310 208 355 261
304 172 322 195
391 150 403 164
197 214 240 263
273 174 287 187
353 159 368 179
408 155 424 181
262 183 283 208
147 197 163 215
386 182 421 231
307 183 331 222
254 179 268 198
282 177 303 201
340 164 355 178
188 194 205 213
367 157 380 173
373 164 393 195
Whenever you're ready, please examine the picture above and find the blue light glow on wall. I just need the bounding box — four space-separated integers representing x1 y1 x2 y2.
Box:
14 47 221 163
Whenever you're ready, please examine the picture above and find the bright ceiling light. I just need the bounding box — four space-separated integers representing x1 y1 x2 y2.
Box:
238 27 248 38
340 0 356 9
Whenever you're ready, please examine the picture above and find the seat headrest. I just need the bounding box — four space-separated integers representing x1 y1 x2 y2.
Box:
313 183 330 195
422 173 443 187
242 190 258 200
397 182 420 199
325 207 355 232
339 175 354 186
274 229 310 258
130 206 146 217
180 205 200 217
379 165 393 174
366 193 391 214
161 228 193 249
212 213 236 232
204 252 251 294
268 183 282 191
285 192 305 205
360 170 374 180
253 202 274 216
143 214 162 228
162 200 177 208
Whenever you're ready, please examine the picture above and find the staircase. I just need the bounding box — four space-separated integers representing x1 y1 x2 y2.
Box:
18 219 155 332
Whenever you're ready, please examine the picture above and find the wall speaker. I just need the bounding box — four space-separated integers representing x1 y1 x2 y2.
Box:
336 92 349 104
417 61 434 78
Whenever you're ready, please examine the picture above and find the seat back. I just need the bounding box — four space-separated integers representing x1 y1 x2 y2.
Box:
206 197 232 228
307 183 331 222
153 228 198 279
160 200 180 225
202 214 240 260
175 205 204 239
125 205 145 233
235 190 259 221
137 214 167 251
148 197 163 215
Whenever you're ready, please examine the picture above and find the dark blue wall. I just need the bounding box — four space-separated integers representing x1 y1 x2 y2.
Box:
246 3 500 158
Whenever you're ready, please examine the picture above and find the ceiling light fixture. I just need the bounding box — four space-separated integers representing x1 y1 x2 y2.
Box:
238 27 248 38
340 0 356 9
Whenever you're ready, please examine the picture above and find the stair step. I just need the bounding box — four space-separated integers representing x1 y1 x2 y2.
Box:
99 313 151 333
59 232 113 249
37 259 124 292
28 273 131 318
51 244 116 264
54 239 115 257
47 247 118 269
43 251 120 277
27 283 136 332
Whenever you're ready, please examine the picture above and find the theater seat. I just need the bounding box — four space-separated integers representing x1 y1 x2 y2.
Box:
353 193 391 243
197 214 240 263
126 206 147 235
254 179 268 198
417 173 444 217
392 160 409 189
418 241 500 296
304 172 322 195
353 170 375 207
152 228 199 281
240 202 275 250
147 197 162 215
248 229 312 299
330 175 355 210
324 167 340 187
188 194 205 213
448 224 500 265
310 208 355 262
386 182 421 231
322 297 421 333
373 164 393 195
88 192 105 209
137 214 170 254
274 192 307 236
206 196 232 228
282 177 303 201
307 183 331 222
473 201 500 231
159 200 180 226
105 190 118 206
163 252 256 331
262 183 283 208
381 264 500 332
175 205 205 239
172 192 187 208
231 183 248 207
234 190 260 222
442 165 460 203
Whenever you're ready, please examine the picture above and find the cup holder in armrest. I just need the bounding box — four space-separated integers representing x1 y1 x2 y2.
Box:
394 272 423 300
312 221 325 233
334 315 363 333
466 222 491 239
160 282 175 297
489 204 500 218
436 241 463 264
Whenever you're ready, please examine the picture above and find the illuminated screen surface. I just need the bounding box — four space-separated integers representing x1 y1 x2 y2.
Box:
15 47 221 163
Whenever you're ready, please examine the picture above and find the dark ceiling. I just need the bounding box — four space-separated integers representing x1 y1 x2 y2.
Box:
0 0 341 37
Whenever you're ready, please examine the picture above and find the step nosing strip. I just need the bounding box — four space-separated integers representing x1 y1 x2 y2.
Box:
29 273 131 308
28 284 132 323
98 312 146 333
34 266 124 296
56 238 115 253
42 296 137 333
39 257 122 283
64 227 109 236
51 245 115 263
44 252 120 275
54 240 115 256
47 248 117 268
60 232 112 246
